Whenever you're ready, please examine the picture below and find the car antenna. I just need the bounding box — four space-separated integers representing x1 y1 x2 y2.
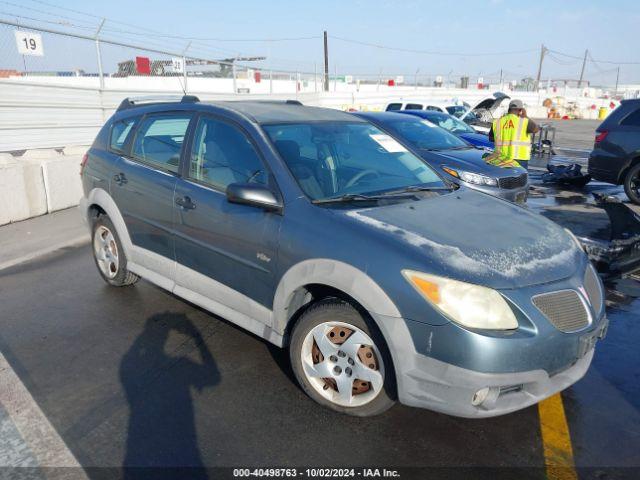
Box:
178 42 191 96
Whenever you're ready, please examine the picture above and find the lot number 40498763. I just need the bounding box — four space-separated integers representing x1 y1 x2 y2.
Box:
14 31 44 56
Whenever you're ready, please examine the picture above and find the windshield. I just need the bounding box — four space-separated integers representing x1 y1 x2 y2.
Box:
382 118 469 151
263 122 446 201
427 114 475 134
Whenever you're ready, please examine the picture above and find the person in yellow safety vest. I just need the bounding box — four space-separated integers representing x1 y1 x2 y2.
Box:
486 99 539 170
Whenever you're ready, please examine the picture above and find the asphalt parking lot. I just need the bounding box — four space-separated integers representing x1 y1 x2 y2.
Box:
1 121 639 479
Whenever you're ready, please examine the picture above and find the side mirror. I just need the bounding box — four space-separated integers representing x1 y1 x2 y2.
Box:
226 183 282 212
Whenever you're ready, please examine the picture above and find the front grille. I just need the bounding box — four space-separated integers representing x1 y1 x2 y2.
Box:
584 265 603 314
498 173 528 190
532 290 590 333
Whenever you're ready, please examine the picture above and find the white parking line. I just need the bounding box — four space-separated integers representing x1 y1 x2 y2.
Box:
0 350 88 477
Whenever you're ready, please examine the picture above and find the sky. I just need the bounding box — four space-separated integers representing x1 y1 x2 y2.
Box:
2 0 639 86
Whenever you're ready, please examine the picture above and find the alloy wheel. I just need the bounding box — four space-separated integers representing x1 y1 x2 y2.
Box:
93 225 119 279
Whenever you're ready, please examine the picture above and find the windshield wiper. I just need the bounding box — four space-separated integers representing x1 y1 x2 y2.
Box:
382 185 455 195
312 193 412 204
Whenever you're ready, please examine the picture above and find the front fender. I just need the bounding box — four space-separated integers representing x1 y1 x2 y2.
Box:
272 258 402 335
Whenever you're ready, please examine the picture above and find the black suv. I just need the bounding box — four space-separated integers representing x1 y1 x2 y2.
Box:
588 99 640 204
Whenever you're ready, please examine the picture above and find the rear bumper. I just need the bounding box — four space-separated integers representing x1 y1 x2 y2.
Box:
588 151 625 184
78 196 90 226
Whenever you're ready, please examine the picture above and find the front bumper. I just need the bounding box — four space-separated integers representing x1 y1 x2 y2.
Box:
371 311 608 418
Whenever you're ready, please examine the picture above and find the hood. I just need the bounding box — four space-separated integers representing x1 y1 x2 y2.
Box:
472 92 510 113
460 92 511 122
417 148 522 178
458 132 494 148
338 188 582 289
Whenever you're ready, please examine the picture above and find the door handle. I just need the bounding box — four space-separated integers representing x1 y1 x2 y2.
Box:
175 195 196 210
113 172 127 186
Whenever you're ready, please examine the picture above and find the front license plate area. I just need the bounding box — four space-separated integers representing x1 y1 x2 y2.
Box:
577 318 608 358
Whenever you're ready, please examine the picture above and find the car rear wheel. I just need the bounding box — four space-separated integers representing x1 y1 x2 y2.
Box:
624 163 640 205
92 215 138 287
289 299 395 416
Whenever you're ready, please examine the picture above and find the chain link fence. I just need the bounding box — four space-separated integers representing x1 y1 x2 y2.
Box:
0 18 532 95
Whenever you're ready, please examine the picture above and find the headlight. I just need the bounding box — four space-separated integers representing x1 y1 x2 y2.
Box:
402 270 518 330
442 167 497 186
460 171 498 186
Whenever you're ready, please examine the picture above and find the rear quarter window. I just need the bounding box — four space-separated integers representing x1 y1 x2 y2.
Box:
621 108 640 127
109 119 136 153
386 103 402 111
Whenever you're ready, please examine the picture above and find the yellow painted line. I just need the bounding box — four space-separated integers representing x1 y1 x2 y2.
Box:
538 393 578 480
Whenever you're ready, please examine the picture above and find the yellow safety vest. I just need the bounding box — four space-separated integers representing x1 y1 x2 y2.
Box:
485 114 532 168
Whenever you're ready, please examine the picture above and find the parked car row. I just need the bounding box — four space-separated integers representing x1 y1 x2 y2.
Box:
353 111 527 203
385 92 511 134
80 96 607 418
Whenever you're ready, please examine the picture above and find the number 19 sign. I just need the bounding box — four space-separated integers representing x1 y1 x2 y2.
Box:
15 31 44 56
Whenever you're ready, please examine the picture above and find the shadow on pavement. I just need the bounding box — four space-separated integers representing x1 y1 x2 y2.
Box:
120 312 219 479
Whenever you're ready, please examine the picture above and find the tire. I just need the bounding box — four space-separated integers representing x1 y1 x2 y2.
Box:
623 163 640 205
91 214 139 287
289 298 396 416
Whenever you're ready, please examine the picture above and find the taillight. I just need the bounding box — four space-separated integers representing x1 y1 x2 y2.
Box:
595 130 608 144
80 153 89 175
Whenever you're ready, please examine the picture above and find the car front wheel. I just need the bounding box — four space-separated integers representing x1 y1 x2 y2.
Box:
623 163 640 205
289 299 395 416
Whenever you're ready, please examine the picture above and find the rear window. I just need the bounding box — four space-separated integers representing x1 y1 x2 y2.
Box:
386 103 402 111
405 103 423 110
109 119 135 153
621 108 640 127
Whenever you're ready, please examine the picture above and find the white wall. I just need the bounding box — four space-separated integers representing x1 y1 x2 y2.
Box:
0 76 616 152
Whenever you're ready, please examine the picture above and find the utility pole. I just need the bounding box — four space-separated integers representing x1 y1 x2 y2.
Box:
578 49 588 88
535 44 546 91
615 66 620 97
323 31 329 92
94 18 106 90
181 41 191 95
499 69 503 88
232 56 238 94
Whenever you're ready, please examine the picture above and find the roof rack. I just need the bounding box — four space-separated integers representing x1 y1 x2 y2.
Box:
116 95 200 112
232 99 303 106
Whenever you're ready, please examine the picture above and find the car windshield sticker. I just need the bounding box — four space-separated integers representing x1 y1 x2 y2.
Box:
369 134 407 153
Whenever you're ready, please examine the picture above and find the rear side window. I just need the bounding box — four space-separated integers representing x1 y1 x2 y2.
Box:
426 105 443 111
131 114 191 172
621 108 640 127
109 119 135 153
405 103 423 110
386 103 402 111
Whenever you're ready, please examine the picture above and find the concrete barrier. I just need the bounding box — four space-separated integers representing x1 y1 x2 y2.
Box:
41 156 83 213
62 145 90 156
0 153 15 165
21 159 48 218
0 160 30 226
